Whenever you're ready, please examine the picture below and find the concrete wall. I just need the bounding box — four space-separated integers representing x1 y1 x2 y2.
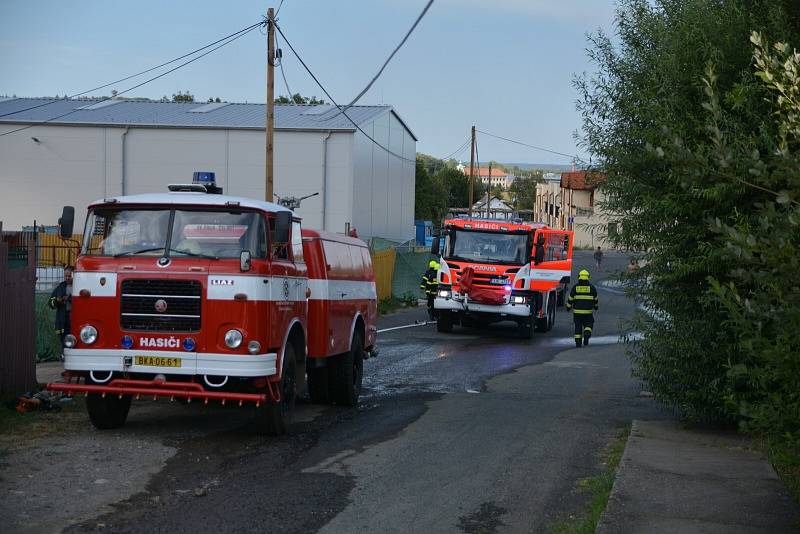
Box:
352 111 416 242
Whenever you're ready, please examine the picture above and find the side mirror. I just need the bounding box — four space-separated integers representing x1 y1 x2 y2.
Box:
240 250 252 272
274 211 291 244
59 206 75 238
431 237 440 256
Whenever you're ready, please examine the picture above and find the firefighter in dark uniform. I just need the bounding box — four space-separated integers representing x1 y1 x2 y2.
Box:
420 260 440 320
565 269 599 347
49 266 74 360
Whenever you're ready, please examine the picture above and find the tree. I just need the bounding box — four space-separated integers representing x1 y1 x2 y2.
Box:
414 157 447 222
172 91 194 102
417 152 447 177
275 93 326 105
508 173 541 210
207 97 222 103
576 0 800 437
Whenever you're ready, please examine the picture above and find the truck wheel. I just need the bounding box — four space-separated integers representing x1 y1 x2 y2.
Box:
518 318 535 339
536 295 557 332
86 393 132 430
547 298 556 331
437 311 453 333
307 365 330 404
330 331 364 406
255 344 297 436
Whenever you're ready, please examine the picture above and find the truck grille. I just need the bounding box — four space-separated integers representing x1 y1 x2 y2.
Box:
120 279 202 332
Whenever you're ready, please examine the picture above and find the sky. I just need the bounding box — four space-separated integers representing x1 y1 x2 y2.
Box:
0 0 617 165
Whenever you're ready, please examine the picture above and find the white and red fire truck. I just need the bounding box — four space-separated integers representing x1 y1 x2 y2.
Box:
431 216 573 338
47 173 377 435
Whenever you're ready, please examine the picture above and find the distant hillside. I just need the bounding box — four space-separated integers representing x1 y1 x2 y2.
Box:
503 163 574 172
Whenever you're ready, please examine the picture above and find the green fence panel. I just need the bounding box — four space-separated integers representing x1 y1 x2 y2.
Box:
35 293 62 362
392 250 433 299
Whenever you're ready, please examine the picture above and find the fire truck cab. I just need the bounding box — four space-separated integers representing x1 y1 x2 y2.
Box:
47 173 377 435
432 217 573 338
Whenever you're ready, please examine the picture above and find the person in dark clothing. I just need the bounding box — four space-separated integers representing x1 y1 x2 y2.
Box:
420 260 440 320
593 246 604 271
565 269 599 347
49 266 73 360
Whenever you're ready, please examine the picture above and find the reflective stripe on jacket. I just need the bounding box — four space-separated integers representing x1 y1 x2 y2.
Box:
420 268 438 296
566 280 598 314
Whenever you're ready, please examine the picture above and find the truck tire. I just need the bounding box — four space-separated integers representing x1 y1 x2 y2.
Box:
330 331 364 406
518 317 535 339
437 311 454 333
536 293 557 332
86 392 132 430
255 344 297 436
306 365 330 404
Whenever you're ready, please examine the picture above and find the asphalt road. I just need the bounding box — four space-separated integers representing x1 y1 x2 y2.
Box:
4 250 665 533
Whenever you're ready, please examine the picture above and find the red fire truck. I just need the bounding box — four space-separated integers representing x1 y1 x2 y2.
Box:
431 217 573 338
47 173 377 435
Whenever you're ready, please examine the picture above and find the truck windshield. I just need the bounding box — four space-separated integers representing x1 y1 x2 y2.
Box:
446 229 531 265
81 208 265 259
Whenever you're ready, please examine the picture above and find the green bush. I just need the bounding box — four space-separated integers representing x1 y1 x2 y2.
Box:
576 0 800 439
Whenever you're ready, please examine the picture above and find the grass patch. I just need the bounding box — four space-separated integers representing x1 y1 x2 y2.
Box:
0 395 87 442
763 436 800 505
378 293 419 315
551 425 631 534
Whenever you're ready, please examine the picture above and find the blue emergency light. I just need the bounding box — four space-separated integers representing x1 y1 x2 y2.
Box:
193 171 216 185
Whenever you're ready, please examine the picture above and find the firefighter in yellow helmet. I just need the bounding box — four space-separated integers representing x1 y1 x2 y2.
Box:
420 260 440 320
565 269 599 347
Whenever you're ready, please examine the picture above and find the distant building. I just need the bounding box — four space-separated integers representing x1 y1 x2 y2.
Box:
532 170 610 248
470 194 514 219
0 98 417 240
461 166 514 189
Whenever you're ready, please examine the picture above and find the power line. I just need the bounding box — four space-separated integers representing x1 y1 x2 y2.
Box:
441 138 470 161
0 24 261 138
0 21 263 120
274 32 294 102
274 22 415 163
276 0 286 16
320 0 434 121
475 129 579 160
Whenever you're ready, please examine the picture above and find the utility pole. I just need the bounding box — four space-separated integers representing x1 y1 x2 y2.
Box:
265 7 275 202
468 125 476 216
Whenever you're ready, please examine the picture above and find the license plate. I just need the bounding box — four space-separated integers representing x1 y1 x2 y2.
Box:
490 278 508 285
135 356 181 367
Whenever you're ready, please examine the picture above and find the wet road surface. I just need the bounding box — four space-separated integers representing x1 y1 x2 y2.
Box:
6 251 665 533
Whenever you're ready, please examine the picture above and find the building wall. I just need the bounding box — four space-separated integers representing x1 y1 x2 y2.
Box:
352 111 416 241
532 180 611 249
0 124 354 233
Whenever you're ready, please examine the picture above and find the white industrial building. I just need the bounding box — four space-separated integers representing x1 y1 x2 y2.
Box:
0 98 417 240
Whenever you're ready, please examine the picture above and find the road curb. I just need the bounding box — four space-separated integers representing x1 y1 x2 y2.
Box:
596 419 800 533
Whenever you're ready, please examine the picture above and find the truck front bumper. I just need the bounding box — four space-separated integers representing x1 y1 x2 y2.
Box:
64 348 278 377
433 297 531 318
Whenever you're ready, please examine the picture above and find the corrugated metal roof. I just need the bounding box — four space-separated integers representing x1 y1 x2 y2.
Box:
0 98 416 138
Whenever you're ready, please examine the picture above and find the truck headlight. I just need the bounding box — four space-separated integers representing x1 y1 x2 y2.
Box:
224 329 243 349
247 340 261 354
64 334 77 348
438 289 451 298
512 296 527 304
80 325 98 345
